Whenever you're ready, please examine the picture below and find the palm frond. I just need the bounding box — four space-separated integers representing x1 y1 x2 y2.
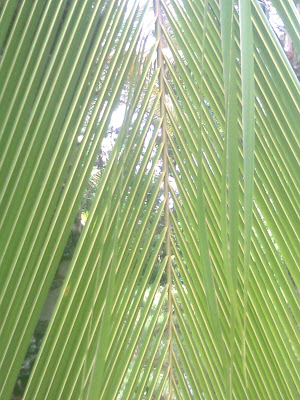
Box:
0 0 299 399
